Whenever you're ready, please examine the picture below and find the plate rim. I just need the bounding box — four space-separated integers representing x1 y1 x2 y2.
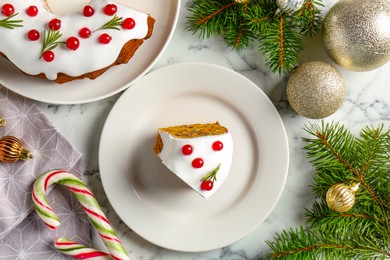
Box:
98 62 289 252
0 0 181 104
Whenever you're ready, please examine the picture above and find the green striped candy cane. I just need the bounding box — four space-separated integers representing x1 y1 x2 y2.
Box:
32 170 130 260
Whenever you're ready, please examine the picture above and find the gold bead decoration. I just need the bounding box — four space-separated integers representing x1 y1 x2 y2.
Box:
234 0 250 3
326 183 360 212
0 136 33 162
0 118 5 127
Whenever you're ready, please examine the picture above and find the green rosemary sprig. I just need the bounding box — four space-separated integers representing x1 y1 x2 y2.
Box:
40 30 63 58
0 13 23 29
99 15 123 30
201 164 221 182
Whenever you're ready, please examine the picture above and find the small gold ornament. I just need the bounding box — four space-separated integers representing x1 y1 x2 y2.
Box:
0 118 5 127
234 0 250 3
323 0 390 71
276 0 305 14
0 136 33 162
286 61 346 119
326 183 360 212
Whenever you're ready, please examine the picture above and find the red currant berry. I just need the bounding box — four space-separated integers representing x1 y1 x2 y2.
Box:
122 17 135 30
2 3 14 16
42 50 55 62
182 144 193 155
78 27 91 39
201 180 213 191
98 33 111 44
192 158 204 168
103 4 117 15
212 141 223 151
83 5 94 17
48 18 61 30
66 36 80 50
26 5 38 16
27 29 40 41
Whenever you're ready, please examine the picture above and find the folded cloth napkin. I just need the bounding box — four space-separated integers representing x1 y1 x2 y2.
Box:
0 86 90 259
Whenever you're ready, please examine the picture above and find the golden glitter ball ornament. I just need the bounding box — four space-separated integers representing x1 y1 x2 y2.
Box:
326 183 360 212
0 136 32 162
234 0 250 3
286 61 346 119
323 0 390 71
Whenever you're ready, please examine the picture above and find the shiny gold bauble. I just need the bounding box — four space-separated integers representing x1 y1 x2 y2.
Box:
286 61 346 119
0 136 32 162
323 0 390 71
326 183 360 212
0 118 5 127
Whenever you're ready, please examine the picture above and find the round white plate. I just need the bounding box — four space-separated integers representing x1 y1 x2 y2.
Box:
99 63 289 252
0 0 180 104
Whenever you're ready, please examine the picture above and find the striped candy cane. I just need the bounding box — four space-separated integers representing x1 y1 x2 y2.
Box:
32 170 130 260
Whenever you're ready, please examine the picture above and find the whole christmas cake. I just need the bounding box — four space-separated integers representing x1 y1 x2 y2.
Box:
153 122 233 199
0 0 154 84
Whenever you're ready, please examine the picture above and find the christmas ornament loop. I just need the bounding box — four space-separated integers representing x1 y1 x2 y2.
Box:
326 182 360 213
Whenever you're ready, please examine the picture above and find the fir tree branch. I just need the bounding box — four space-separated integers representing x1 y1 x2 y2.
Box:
233 3 248 48
278 17 285 71
259 16 302 74
196 2 236 26
304 122 386 209
266 122 390 259
297 0 323 37
266 226 390 259
186 0 324 75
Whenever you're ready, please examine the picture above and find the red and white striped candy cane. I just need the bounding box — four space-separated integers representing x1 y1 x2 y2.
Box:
32 170 130 260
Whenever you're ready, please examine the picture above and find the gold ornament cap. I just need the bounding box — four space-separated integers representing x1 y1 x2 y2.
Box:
326 182 360 212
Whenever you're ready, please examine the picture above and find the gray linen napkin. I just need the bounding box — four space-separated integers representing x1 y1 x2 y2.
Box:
0 86 90 259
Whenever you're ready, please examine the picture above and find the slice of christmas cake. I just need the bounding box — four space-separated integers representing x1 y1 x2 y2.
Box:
153 122 233 198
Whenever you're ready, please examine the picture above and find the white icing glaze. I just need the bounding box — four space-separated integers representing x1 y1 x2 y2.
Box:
0 0 149 80
157 131 233 199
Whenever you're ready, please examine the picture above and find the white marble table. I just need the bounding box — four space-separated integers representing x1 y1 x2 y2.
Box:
36 0 390 259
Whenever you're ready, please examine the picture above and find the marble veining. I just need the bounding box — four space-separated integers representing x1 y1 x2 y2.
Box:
34 0 390 259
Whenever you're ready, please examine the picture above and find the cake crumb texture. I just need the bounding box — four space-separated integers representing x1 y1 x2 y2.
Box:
153 122 228 154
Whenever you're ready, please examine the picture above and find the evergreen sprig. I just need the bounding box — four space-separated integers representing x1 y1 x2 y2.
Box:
99 15 124 31
0 13 23 29
201 164 221 182
265 121 390 259
40 30 63 58
186 0 324 75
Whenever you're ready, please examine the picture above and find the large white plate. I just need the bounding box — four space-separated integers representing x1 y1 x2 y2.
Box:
99 63 289 252
0 0 180 104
